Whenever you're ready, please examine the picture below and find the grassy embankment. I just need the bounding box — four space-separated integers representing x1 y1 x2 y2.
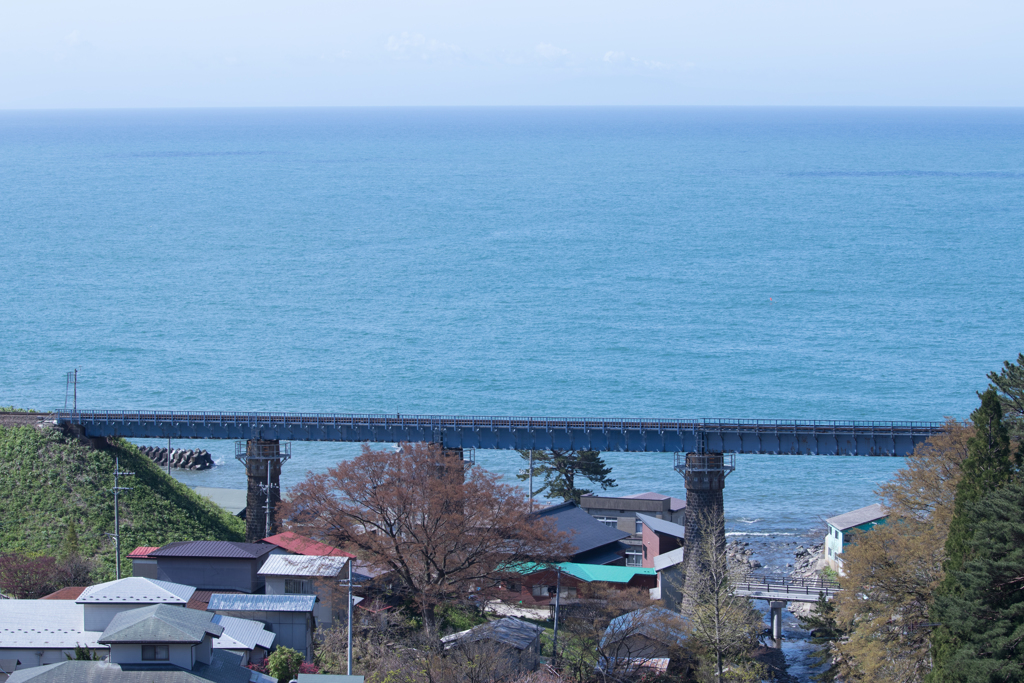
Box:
0 423 244 582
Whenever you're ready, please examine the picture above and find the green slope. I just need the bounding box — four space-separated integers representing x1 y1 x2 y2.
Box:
0 424 244 581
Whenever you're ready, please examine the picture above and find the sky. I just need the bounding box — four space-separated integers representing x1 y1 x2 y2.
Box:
0 0 1022 108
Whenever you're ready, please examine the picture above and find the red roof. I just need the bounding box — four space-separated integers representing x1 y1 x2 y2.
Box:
128 546 160 559
263 532 354 558
186 589 245 612
40 587 86 600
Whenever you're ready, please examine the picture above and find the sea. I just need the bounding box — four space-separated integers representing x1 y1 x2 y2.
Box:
2 106 1023 677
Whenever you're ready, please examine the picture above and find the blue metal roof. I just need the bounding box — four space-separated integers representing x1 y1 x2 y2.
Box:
207 594 316 613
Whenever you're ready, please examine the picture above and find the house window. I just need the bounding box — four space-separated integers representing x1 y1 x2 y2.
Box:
142 645 170 661
625 551 642 567
635 518 643 534
643 546 648 559
285 579 312 594
531 585 549 597
507 582 520 592
595 516 618 528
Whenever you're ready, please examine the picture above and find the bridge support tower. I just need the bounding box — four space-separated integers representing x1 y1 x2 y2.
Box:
770 601 786 646
674 449 735 611
235 440 292 543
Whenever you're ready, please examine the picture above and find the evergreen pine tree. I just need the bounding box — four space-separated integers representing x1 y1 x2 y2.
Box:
798 593 844 683
987 353 1024 442
930 479 1024 682
929 388 1016 682
516 449 616 504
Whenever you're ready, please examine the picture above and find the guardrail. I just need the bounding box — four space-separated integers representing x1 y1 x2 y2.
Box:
734 573 842 601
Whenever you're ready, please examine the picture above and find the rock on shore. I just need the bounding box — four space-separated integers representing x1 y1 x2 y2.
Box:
137 445 214 470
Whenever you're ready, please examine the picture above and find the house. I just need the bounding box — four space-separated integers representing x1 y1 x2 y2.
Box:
532 502 632 565
207 594 317 660
263 532 354 558
6 603 257 683
636 514 685 568
259 554 349 627
599 607 689 677
579 492 686 566
825 503 888 573
147 541 285 593
77 577 196 631
209 614 276 665
503 562 657 606
128 546 161 579
441 617 544 674
649 547 685 612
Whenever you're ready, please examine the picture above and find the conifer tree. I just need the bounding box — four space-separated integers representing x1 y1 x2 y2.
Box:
929 389 1016 682
930 479 1024 681
987 353 1024 441
516 449 616 504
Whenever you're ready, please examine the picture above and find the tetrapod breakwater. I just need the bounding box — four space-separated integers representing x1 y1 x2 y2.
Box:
137 445 214 470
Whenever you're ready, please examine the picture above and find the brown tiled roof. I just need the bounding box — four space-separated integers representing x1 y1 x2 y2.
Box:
40 586 86 600
185 589 246 612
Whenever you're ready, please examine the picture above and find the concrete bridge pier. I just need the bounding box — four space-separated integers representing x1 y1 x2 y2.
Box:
235 440 292 543
770 600 786 646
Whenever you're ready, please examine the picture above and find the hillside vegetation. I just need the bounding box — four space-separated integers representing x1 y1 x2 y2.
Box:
0 424 244 582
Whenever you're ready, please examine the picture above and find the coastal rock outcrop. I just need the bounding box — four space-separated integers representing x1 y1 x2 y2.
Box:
137 445 214 470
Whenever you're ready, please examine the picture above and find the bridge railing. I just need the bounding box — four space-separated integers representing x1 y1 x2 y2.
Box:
734 572 842 599
53 409 944 433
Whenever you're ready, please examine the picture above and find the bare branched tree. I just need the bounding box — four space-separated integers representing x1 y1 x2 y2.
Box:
283 443 572 634
681 507 764 683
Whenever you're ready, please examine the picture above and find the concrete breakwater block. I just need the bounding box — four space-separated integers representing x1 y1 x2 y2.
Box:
137 445 214 470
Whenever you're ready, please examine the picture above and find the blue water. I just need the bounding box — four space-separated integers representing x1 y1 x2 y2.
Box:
2 107 1023 538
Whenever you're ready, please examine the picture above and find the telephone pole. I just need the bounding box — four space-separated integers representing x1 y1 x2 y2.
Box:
110 454 134 579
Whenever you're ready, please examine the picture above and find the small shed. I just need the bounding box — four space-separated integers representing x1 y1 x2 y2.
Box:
442 617 544 673
600 607 689 676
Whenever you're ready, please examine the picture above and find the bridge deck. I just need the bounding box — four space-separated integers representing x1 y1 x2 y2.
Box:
54 410 943 455
734 574 842 603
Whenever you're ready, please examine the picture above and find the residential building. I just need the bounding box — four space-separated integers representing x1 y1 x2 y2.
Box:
207 594 317 660
259 554 349 627
128 546 161 580
825 503 888 573
579 492 685 566
0 578 272 677
147 541 284 593
262 532 353 558
6 603 257 683
531 502 631 565
636 514 685 569
503 562 657 607
441 617 544 673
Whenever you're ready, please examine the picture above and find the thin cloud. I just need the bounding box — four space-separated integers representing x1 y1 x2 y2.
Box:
535 43 569 60
386 32 462 61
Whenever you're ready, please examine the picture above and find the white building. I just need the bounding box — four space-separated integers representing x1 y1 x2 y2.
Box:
825 503 888 574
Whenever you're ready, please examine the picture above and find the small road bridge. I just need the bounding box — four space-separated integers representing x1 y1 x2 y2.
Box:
735 573 843 642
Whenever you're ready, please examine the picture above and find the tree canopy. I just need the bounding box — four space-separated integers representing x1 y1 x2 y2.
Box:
283 443 571 633
516 449 616 504
987 353 1024 441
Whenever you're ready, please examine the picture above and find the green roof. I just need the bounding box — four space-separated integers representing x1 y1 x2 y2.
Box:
509 562 655 584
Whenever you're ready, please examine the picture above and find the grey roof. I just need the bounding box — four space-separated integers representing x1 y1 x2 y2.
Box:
100 605 223 644
533 502 630 555
636 513 686 540
258 555 348 578
573 542 631 566
193 488 248 516
826 503 888 531
77 578 195 604
0 600 103 649
207 594 317 613
624 492 687 511
6 649 251 683
297 676 365 683
604 607 688 648
210 614 276 651
149 541 277 560
653 546 685 571
443 617 543 651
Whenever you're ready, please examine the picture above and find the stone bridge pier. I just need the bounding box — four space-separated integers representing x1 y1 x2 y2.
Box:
236 440 291 542
675 450 735 610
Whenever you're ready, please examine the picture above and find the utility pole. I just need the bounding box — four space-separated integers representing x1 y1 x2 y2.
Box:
347 559 353 675
73 369 77 413
167 437 171 476
110 453 134 579
529 451 534 513
552 565 561 662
